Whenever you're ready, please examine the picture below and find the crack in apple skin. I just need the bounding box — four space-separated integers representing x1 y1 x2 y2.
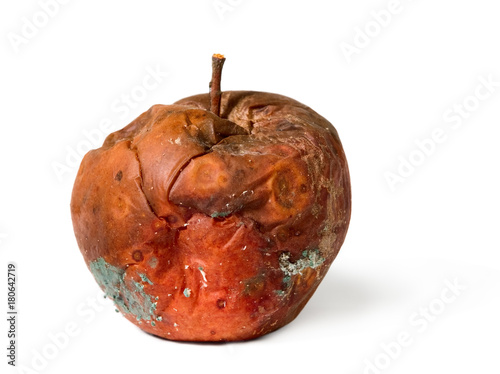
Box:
71 90 351 341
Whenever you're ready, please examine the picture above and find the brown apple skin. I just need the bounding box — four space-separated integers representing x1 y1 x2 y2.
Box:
70 91 351 341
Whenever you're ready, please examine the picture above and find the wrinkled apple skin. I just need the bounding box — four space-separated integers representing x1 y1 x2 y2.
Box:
70 91 351 341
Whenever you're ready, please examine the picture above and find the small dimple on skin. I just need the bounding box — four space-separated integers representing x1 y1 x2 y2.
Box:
132 250 144 262
216 299 226 309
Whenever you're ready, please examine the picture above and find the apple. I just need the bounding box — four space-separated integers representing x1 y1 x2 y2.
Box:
71 54 351 341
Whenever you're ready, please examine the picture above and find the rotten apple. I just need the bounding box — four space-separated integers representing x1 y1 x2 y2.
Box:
70 54 351 341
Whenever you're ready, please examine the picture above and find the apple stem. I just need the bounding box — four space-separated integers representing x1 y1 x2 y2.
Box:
210 53 226 117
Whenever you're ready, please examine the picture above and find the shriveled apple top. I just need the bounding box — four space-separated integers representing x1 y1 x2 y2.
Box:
71 90 350 263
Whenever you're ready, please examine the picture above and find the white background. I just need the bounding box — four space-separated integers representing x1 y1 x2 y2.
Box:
1 0 500 373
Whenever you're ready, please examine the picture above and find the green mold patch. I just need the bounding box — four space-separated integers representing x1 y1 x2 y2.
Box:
90 258 158 322
139 273 154 285
210 211 232 218
279 249 325 278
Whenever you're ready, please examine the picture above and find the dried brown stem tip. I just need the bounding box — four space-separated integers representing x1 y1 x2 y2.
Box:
210 54 226 117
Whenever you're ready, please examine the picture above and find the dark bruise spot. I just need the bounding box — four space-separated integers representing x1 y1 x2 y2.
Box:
216 299 226 309
277 228 288 242
166 215 178 224
115 170 123 181
300 184 307 193
273 172 294 209
234 169 245 179
256 222 265 233
132 250 144 262
243 274 266 295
